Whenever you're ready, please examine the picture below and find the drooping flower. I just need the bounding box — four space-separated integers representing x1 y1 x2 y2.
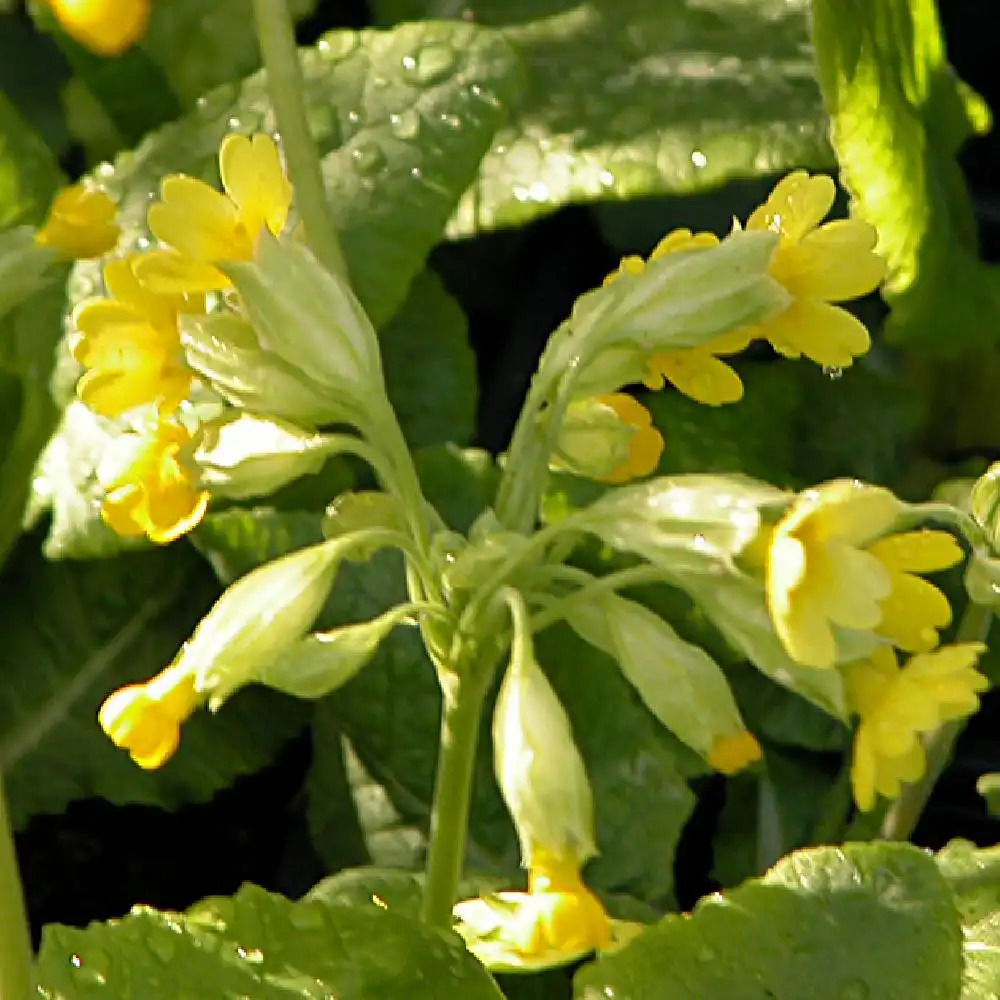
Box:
43 0 150 55
552 393 664 483
741 171 886 368
134 133 293 293
843 643 988 811
72 255 200 417
100 419 210 544
708 729 764 775
766 480 962 669
98 664 198 770
866 530 964 653
454 847 613 971
603 229 753 406
34 184 119 260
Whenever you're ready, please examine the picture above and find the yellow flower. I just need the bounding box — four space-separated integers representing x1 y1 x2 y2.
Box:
866 530 964 653
766 480 964 668
34 184 119 260
44 0 150 55
596 394 663 483
766 480 899 669
98 664 198 769
844 643 988 811
101 419 210 544
742 171 886 368
605 230 752 406
135 133 293 293
72 255 200 417
708 729 763 775
453 849 613 970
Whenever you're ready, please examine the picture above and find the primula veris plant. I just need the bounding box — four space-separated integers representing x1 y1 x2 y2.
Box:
5 1 1000 999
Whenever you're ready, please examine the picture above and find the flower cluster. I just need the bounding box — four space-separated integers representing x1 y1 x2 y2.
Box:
554 172 886 486
763 478 987 811
68 132 295 544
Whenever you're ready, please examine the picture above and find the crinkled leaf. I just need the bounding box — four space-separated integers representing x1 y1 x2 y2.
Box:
575 842 963 1000
422 0 832 236
936 840 1000 928
811 0 999 355
382 269 477 448
962 911 1000 1000
69 21 523 328
0 538 308 827
36 881 504 1000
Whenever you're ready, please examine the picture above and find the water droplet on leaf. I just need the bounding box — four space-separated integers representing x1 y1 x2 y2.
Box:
351 142 386 175
389 108 420 139
401 43 456 86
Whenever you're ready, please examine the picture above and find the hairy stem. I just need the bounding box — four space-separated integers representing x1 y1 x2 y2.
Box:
881 601 994 841
0 775 32 1000
251 0 347 277
421 667 491 928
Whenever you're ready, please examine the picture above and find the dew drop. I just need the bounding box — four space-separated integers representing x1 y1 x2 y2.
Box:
347 109 361 126
410 166 423 180
822 365 844 380
351 141 386 175
237 946 265 964
400 43 456 86
598 169 615 187
389 108 420 139
439 112 462 130
691 149 708 168
227 116 242 130
70 955 83 969
316 31 359 62
96 161 114 180
196 95 208 109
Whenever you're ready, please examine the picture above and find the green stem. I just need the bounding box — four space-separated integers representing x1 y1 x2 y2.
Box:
881 601 994 841
420 667 491 928
0 775 32 1000
251 0 347 277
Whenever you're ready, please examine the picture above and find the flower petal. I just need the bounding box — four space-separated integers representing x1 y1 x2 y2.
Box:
133 250 231 294
746 172 836 240
219 133 293 241
150 175 246 261
651 349 744 406
866 530 963 574
876 571 953 653
758 297 871 368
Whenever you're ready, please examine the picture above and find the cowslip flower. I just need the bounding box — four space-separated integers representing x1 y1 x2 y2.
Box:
34 184 119 260
766 480 960 669
740 171 886 368
604 229 753 406
552 393 664 483
72 255 199 417
100 419 209 543
135 133 293 294
43 0 150 55
454 847 613 971
843 643 988 811
99 664 197 770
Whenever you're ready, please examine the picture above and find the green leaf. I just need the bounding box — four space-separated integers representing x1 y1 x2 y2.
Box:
36 882 504 1000
433 0 831 236
0 88 62 228
69 21 523 329
0 536 308 827
978 773 1000 818
962 912 1000 1000
382 269 478 448
811 0 999 355
415 443 499 532
575 842 963 1000
936 840 1000 928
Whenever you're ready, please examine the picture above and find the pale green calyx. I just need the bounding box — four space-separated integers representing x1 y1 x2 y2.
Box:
183 533 394 708
180 312 352 427
256 604 422 700
493 590 596 867
193 411 337 499
225 233 385 402
971 461 1000 553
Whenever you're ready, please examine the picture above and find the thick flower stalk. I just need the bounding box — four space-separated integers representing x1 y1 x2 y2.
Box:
34 183 119 260
766 480 961 668
135 132 293 293
741 170 887 367
72 255 199 417
843 643 988 811
99 418 210 544
42 0 151 55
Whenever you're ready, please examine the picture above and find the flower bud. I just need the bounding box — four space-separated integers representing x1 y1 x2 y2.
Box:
34 184 119 259
568 594 759 772
193 412 336 499
493 598 596 868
